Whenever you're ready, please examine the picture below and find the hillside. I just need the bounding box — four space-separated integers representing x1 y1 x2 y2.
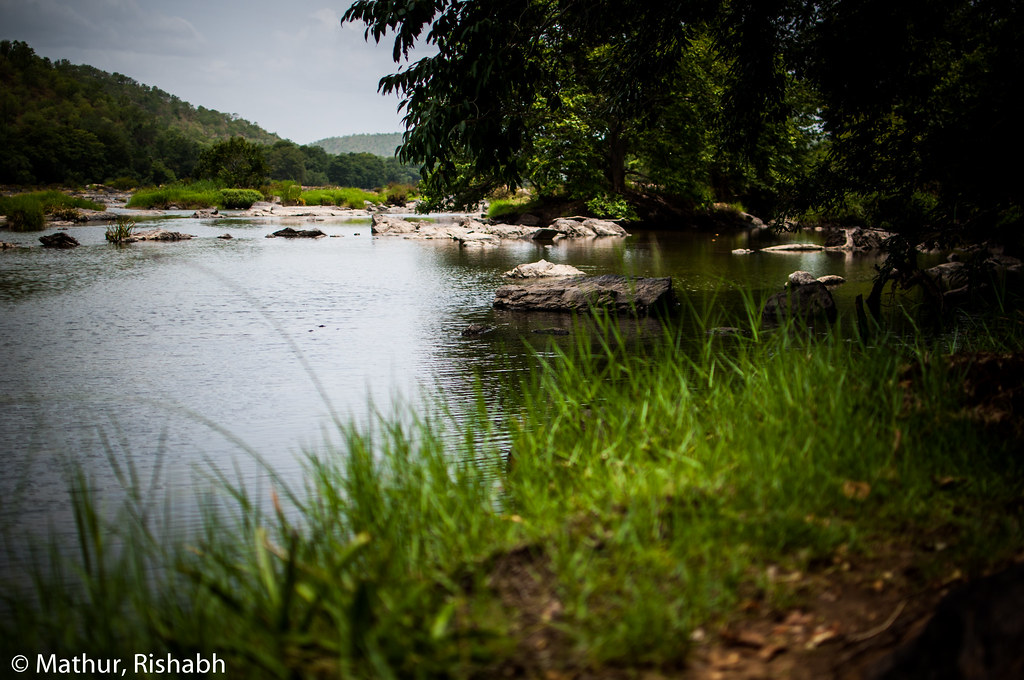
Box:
0 39 281 186
312 133 404 157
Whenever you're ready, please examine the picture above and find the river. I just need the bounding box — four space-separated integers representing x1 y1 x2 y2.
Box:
0 213 885 576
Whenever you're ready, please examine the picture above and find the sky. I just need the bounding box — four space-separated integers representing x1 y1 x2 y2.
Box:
0 0 415 144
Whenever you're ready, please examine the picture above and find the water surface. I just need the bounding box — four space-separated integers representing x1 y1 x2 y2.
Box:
0 214 884 572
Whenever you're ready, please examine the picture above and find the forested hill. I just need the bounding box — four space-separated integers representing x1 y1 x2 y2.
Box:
0 39 281 186
312 133 403 157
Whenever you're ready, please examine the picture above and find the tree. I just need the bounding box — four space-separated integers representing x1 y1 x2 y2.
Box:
194 137 269 188
342 0 811 212
344 0 1023 257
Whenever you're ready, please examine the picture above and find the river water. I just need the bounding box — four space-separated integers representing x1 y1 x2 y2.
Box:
0 213 885 574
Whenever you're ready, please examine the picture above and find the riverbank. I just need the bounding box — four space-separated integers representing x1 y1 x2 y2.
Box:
3 301 1022 678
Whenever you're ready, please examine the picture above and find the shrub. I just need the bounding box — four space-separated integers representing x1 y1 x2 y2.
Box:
218 188 263 210
269 181 303 206
6 205 45 231
48 206 82 222
383 182 418 207
0 191 102 231
105 215 136 243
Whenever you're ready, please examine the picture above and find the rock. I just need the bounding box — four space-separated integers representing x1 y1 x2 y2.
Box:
70 209 120 222
461 324 493 337
455 232 499 247
131 229 193 241
530 228 562 240
39 232 80 248
732 248 754 255
548 217 628 238
816 274 846 287
824 227 892 251
503 259 585 279
371 214 419 235
761 281 837 326
761 243 825 253
1 241 19 250
926 262 969 291
192 208 222 218
217 233 233 240
787 270 819 286
494 275 676 314
266 227 326 239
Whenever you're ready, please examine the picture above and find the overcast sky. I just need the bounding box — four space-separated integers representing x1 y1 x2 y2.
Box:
0 0 414 144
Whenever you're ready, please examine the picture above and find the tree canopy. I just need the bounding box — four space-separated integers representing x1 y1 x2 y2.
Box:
343 0 1024 246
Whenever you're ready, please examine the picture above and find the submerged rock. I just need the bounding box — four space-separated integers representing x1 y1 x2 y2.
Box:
761 243 825 253
494 274 675 314
266 227 326 239
461 324 494 337
503 259 585 279
39 232 80 248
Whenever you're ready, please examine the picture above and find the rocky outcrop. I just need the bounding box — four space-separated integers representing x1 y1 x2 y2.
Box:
130 229 194 242
370 214 629 242
39 232 80 248
503 260 586 279
547 217 628 237
494 275 675 314
192 209 223 219
266 227 326 239
762 281 837 326
824 227 892 251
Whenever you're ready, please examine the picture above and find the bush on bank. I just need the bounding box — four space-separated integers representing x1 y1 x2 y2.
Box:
0 191 104 231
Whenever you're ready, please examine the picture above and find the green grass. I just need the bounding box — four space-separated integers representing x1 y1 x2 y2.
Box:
3 304 1023 677
0 191 104 231
487 195 539 220
126 181 225 210
300 187 382 209
104 215 136 243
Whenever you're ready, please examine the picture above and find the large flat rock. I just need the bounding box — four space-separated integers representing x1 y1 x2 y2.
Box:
494 274 675 314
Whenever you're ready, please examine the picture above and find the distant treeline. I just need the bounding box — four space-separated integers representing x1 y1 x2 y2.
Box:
311 133 404 157
0 40 419 189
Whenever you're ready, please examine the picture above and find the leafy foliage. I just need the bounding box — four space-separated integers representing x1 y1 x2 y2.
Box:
343 0 1022 248
218 188 264 209
193 137 269 189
